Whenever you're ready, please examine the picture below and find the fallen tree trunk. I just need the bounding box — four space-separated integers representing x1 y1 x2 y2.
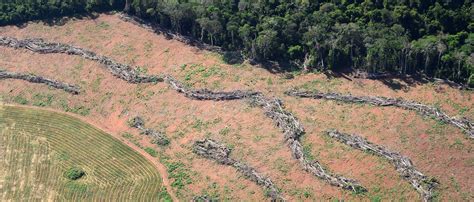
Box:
0 36 162 83
326 130 438 202
0 70 80 94
129 116 170 146
286 90 474 139
163 75 259 101
248 94 367 193
193 139 285 201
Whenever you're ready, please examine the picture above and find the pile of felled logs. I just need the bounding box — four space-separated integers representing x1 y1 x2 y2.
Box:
193 139 285 201
326 130 438 202
286 90 473 139
129 116 169 145
0 69 80 94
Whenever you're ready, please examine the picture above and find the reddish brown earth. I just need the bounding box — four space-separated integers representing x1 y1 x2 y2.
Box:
0 13 473 201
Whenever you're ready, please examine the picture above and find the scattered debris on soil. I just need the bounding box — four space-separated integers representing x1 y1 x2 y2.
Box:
0 36 367 193
192 195 216 202
0 36 162 83
0 69 80 94
326 130 439 202
193 139 285 201
248 94 367 193
286 90 474 139
129 116 169 146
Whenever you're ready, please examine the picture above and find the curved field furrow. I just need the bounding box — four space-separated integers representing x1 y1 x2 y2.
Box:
0 105 167 201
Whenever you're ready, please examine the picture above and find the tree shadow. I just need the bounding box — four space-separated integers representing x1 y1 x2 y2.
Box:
13 12 109 29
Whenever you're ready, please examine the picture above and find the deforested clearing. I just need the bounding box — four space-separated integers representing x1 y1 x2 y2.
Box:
0 14 472 201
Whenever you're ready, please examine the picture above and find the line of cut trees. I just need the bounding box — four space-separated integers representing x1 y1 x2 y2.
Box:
1 0 472 85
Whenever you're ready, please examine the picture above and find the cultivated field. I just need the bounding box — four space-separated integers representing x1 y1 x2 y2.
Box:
0 105 169 201
0 13 472 201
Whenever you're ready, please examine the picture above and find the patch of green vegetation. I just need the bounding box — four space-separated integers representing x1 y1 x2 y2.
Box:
182 64 226 85
13 94 28 105
266 78 273 85
191 118 220 132
59 100 90 116
121 132 143 148
158 187 173 202
144 41 153 57
91 75 103 92
64 167 85 180
135 85 155 101
144 147 158 157
97 21 110 29
299 79 343 92
32 93 53 107
122 132 133 139
161 159 192 190
218 127 231 136
302 143 315 162
288 187 313 199
450 139 464 150
112 43 135 56
252 135 263 142
136 66 148 75
273 158 290 174
370 195 382 202
450 176 461 192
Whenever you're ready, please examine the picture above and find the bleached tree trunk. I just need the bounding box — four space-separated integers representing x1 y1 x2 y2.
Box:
124 0 131 13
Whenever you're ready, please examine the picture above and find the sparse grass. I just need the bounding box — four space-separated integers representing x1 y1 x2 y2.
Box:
32 93 53 107
91 75 103 92
160 155 192 192
219 127 231 136
59 100 90 116
144 147 158 157
121 132 143 148
273 158 290 174
1 105 168 200
13 94 28 105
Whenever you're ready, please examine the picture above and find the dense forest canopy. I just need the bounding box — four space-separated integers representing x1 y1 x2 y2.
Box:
1 0 473 85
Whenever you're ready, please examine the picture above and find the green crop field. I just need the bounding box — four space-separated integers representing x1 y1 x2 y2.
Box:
0 105 168 201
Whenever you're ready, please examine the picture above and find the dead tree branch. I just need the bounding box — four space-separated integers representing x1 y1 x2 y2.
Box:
193 139 285 201
0 69 80 94
286 90 473 139
326 130 439 202
129 116 169 146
